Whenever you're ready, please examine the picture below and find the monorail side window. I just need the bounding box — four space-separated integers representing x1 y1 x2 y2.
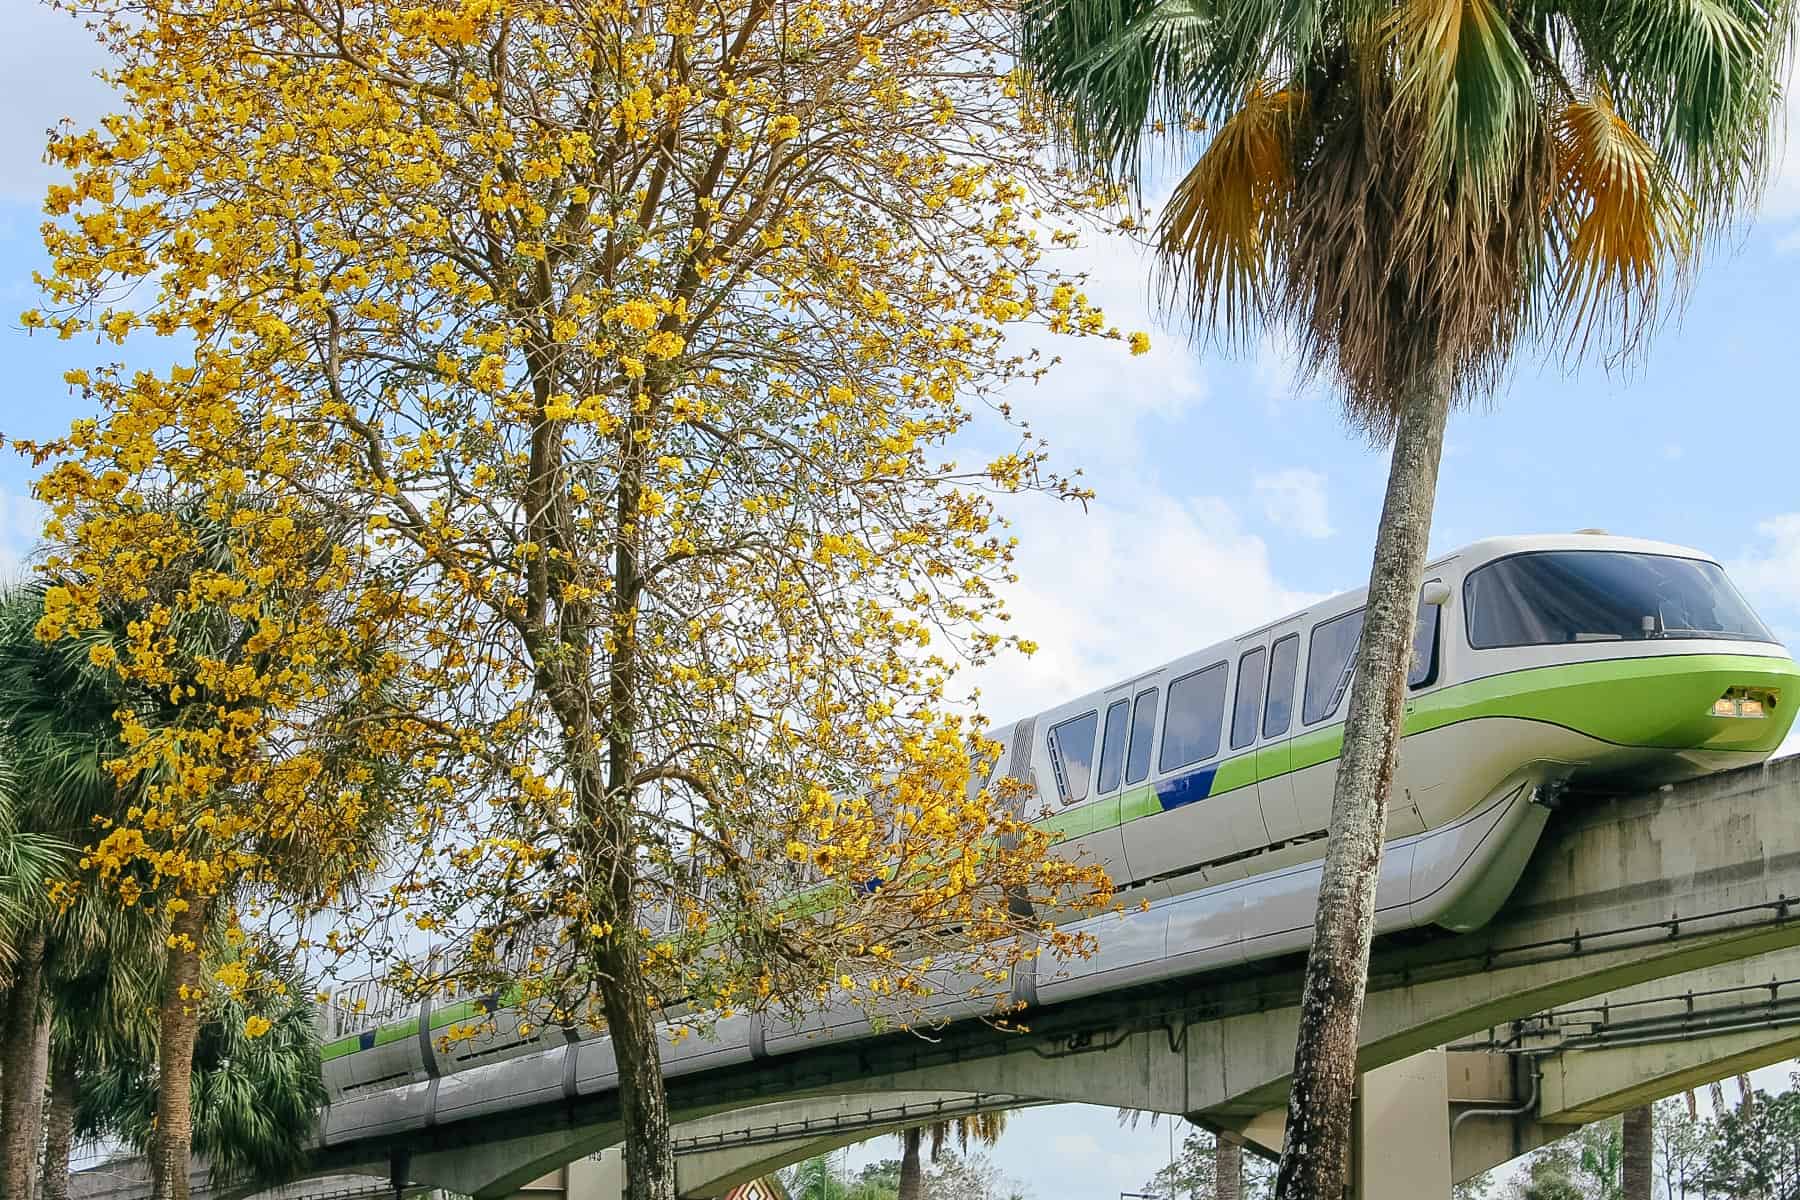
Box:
1160 662 1227 773
1047 710 1099 805
1409 593 1440 688
1125 688 1158 785
1230 646 1267 751
1264 634 1299 737
1304 609 1365 725
1465 551 1773 647
1096 699 1130 794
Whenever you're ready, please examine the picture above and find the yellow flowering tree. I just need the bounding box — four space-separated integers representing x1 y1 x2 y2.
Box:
29 2 1141 1196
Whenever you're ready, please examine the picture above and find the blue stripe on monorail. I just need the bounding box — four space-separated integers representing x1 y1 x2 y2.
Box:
1154 765 1218 811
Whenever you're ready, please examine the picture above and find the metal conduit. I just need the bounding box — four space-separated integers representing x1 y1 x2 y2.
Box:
1450 1057 1542 1143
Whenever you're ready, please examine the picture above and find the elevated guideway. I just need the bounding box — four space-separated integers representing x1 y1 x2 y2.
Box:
73 755 1800 1199
1231 942 1800 1188
1440 942 1800 1182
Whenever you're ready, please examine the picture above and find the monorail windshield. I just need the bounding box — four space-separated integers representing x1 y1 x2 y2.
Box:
1466 551 1773 648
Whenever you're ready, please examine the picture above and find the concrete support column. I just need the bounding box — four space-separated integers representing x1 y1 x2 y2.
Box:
1353 1048 1452 1199
569 1151 625 1200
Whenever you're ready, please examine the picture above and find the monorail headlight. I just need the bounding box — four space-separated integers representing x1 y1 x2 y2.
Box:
1712 688 1776 719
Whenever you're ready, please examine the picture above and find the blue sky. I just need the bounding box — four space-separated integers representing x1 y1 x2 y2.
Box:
3 6 1799 1195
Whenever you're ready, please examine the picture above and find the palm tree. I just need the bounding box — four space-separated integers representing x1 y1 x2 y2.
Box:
897 1112 1009 1200
40 898 163 1200
26 501 402 1200
0 755 64 1200
76 946 330 1192
0 582 141 1200
1018 4 1793 1196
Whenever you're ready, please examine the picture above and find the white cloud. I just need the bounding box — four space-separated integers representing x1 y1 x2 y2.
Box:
1050 1132 1102 1158
997 229 1207 468
0 486 45 582
1764 58 1800 242
965 484 1319 722
1732 513 1800 616
1779 720 1800 762
1253 328 1305 411
1254 468 1333 539
0 5 116 202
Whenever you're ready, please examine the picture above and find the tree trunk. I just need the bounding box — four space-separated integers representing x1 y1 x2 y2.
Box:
898 1127 925 1200
1 930 48 1200
1216 1131 1243 1200
1736 1074 1755 1115
593 933 677 1200
150 900 208 1200
1622 1106 1652 1200
1272 369 1450 1200
40 1049 77 1200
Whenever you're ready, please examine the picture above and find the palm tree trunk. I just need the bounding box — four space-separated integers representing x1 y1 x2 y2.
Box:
898 1128 925 1200
40 1049 77 1200
1622 1106 1652 1200
150 900 208 1200
1272 367 1451 1200
1216 1131 1243 1200
1 929 48 1200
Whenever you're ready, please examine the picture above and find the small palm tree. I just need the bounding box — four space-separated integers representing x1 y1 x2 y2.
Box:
1019 3 1793 1196
41 895 163 1200
897 1111 1009 1200
0 754 67 1200
76 946 330 1190
0 581 142 1200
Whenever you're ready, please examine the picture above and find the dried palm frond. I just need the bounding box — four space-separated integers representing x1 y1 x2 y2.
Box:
1276 67 1558 434
1156 81 1304 337
1552 86 1695 357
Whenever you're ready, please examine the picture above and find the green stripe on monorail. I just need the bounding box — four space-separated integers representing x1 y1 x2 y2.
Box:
322 984 530 1061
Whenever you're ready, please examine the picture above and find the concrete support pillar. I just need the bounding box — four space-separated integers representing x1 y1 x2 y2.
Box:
568 1151 625 1200
1354 1048 1452 1199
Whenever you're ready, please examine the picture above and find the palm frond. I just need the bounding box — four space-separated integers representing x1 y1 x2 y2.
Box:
1384 0 1537 204
1552 0 1793 220
1018 0 1320 177
1156 81 1304 336
1551 86 1695 355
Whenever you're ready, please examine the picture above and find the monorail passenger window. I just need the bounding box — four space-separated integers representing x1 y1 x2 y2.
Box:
1230 646 1267 751
1264 634 1299 738
1304 609 1365 725
1125 688 1158 785
1047 710 1099 805
1159 663 1227 773
1096 699 1130 793
1409 593 1440 688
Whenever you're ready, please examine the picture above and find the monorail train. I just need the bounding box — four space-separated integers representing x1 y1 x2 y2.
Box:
318 532 1800 1142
